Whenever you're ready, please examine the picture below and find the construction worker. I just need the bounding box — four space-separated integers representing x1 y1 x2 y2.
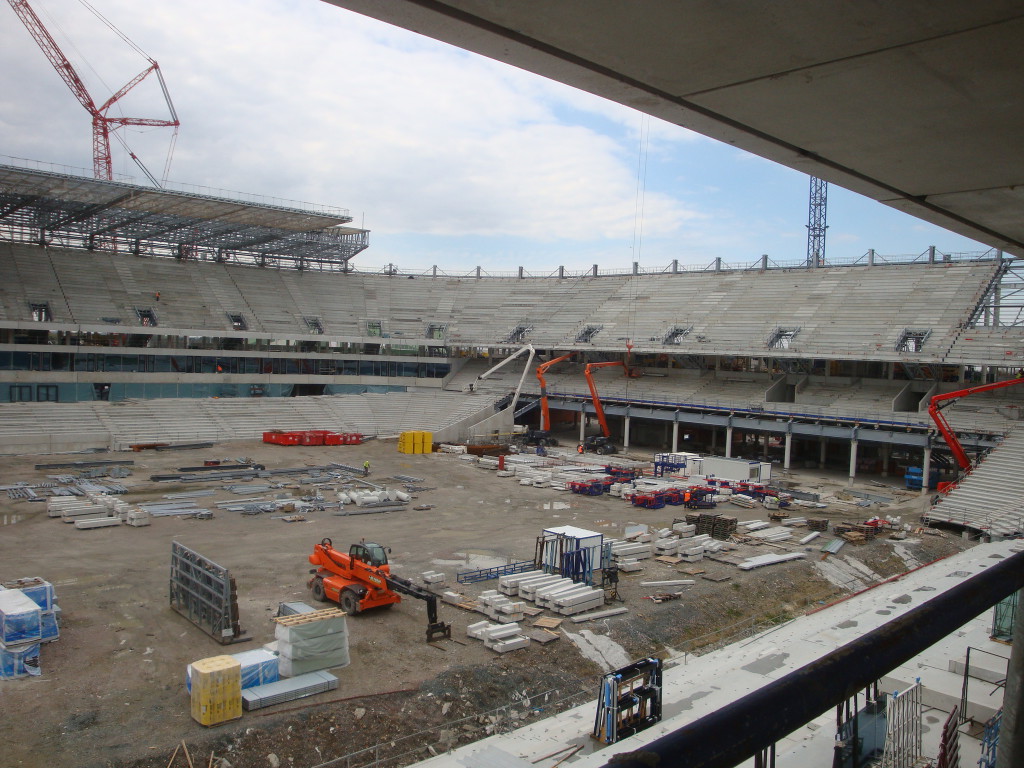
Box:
363 460 370 476
577 444 584 454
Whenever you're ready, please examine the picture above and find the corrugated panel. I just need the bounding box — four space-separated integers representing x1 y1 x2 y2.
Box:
241 670 338 710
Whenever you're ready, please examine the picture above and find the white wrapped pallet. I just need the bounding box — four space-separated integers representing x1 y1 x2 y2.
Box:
274 610 349 676
0 590 42 645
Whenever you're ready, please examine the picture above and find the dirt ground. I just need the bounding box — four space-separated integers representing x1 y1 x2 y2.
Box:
0 436 971 768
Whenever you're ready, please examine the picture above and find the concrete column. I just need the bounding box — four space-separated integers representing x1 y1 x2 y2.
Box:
762 435 770 460
880 444 891 478
711 429 717 453
784 432 792 470
671 421 679 453
921 443 932 497
997 587 1024 768
819 438 827 469
725 426 734 458
848 439 858 485
579 416 586 443
623 416 631 449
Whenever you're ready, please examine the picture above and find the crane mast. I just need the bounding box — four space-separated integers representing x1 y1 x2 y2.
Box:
806 176 828 267
7 0 179 184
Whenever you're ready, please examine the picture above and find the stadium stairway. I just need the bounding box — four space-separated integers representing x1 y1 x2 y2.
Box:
925 427 1024 537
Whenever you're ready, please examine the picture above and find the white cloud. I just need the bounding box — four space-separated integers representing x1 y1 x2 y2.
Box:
0 0 988 271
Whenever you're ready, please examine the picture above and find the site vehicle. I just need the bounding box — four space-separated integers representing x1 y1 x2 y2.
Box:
927 375 1024 471
308 538 451 642
583 435 617 455
520 428 560 447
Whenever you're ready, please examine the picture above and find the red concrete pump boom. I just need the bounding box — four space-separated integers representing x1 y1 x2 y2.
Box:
536 353 573 431
928 375 1024 471
584 360 627 438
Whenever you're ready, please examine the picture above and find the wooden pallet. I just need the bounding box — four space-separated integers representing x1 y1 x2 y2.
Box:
272 607 346 625
532 616 563 629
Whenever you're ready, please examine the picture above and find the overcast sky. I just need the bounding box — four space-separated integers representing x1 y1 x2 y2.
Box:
0 0 990 274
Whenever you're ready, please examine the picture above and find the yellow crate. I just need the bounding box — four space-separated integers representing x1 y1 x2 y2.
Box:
397 431 414 453
420 431 433 453
190 655 242 727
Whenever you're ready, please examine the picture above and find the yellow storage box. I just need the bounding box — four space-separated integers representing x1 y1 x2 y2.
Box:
190 655 242 726
398 431 414 454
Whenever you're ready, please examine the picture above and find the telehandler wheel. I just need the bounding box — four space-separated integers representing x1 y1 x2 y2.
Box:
340 589 361 616
310 578 327 602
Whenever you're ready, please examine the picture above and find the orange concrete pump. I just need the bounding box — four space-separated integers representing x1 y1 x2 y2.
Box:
308 537 451 642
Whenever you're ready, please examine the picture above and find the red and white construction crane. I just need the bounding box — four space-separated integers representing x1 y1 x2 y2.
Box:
7 0 179 186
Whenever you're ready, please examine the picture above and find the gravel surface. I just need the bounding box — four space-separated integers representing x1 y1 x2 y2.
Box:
0 437 971 768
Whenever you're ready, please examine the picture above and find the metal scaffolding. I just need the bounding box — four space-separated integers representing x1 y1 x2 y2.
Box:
0 165 369 272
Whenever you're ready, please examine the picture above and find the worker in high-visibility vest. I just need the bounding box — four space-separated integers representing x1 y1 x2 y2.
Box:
363 460 370 476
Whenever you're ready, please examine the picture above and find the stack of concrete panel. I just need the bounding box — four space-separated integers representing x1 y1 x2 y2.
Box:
274 609 349 677
497 570 544 595
467 620 530 653
609 540 652 560
516 574 567 600
672 522 697 536
74 516 121 530
748 527 793 543
534 580 586 609
728 494 756 508
420 570 446 586
551 586 605 616
47 497 103 519
738 552 806 570
477 592 526 623
125 509 151 527
58 503 109 521
653 538 680 555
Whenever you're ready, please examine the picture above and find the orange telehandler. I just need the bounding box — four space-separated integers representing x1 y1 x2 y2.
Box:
308 538 451 642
